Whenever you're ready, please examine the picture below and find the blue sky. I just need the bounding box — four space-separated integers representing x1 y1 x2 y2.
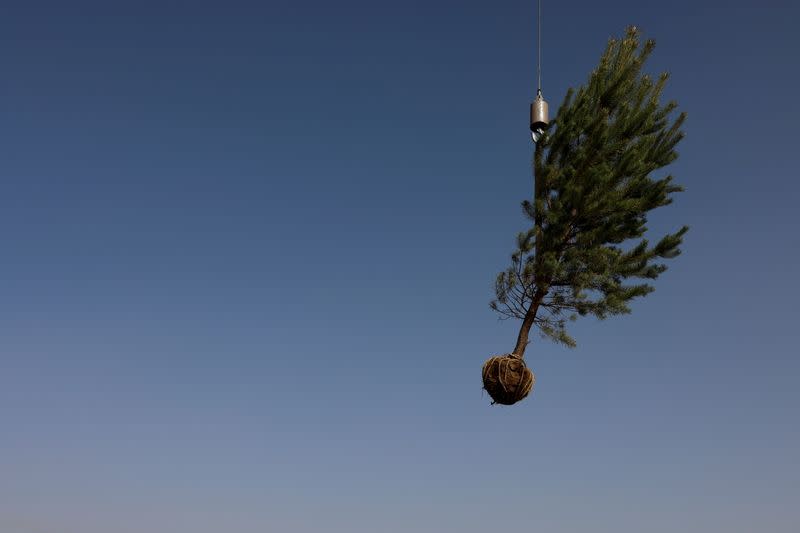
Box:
1 1 798 532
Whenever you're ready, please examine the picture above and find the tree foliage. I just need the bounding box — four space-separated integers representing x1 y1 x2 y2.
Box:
491 27 688 353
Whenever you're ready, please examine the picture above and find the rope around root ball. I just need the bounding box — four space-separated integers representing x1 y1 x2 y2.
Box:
481 353 535 405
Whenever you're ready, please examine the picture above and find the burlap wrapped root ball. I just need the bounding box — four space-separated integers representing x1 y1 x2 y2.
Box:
482 354 535 405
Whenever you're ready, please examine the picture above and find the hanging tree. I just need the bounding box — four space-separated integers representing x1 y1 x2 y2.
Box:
482 27 689 406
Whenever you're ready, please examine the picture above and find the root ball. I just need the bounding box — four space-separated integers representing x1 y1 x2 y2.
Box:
481 354 534 405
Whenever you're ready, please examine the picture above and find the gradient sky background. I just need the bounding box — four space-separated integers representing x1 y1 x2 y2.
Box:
1 1 799 532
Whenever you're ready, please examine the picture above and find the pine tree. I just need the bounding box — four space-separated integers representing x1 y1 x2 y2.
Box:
483 27 688 405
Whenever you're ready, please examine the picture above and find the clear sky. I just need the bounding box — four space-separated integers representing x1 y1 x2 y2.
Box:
1 1 798 532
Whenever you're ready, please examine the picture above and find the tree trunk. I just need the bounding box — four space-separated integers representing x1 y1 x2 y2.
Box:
513 140 548 358
512 291 544 357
